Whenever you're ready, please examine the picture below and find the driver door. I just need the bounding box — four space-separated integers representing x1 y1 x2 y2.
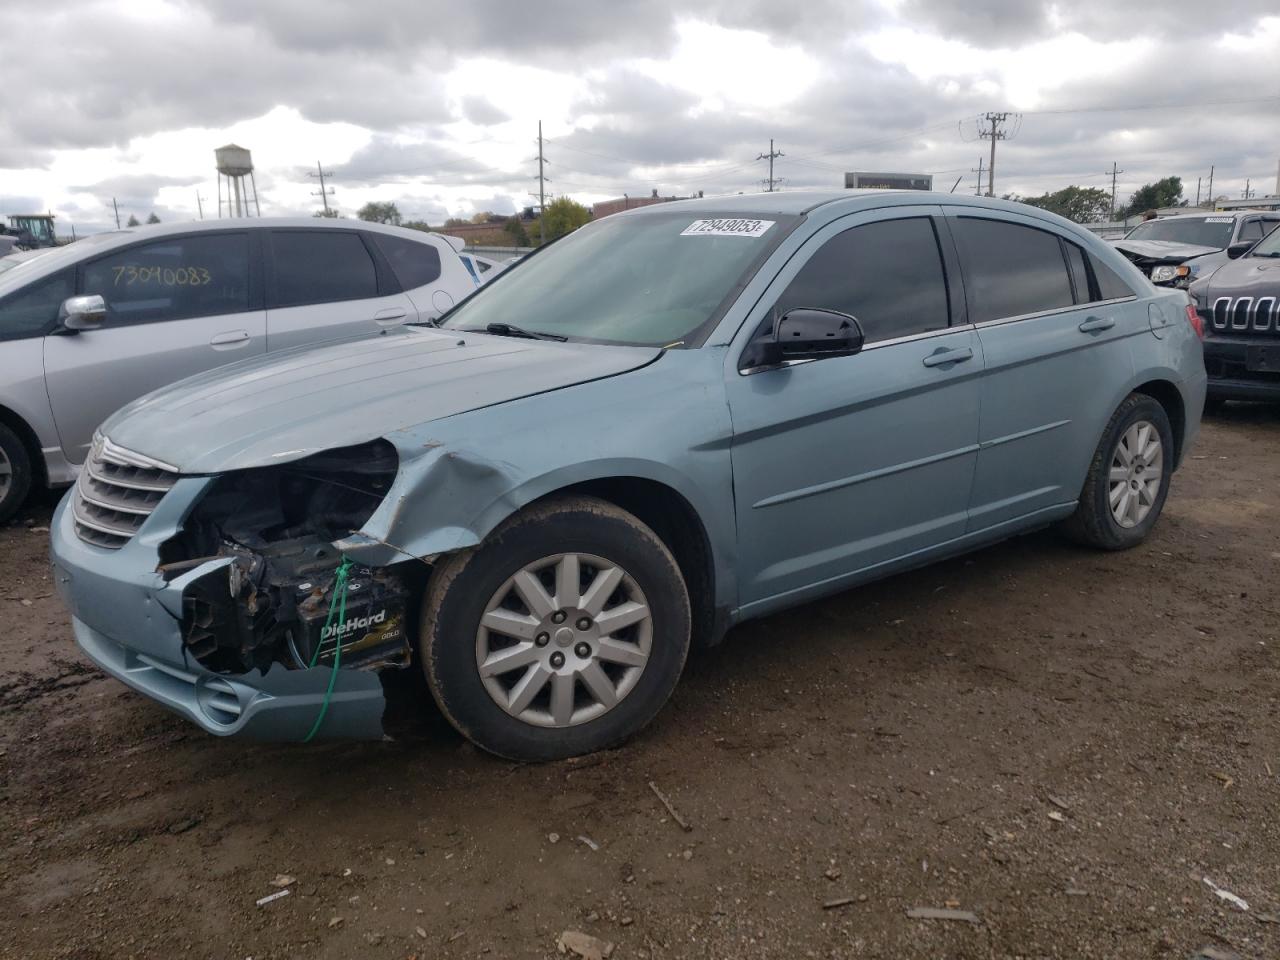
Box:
725 208 983 615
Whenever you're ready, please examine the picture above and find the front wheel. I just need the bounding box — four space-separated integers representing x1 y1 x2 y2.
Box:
1060 393 1174 550
0 422 33 525
421 495 691 761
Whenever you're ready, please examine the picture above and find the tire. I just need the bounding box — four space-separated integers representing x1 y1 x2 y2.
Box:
420 495 691 761
1060 393 1174 550
0 422 33 525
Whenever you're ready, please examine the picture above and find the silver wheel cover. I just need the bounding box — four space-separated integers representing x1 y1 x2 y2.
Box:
1108 419 1163 528
475 553 653 728
0 443 10 502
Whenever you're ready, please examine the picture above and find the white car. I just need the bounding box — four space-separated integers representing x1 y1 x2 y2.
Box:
0 217 477 520
457 252 506 287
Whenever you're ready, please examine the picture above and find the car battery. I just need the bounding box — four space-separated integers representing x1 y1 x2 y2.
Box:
293 568 410 671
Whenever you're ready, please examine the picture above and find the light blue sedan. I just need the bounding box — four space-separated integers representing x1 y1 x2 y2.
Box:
50 190 1206 759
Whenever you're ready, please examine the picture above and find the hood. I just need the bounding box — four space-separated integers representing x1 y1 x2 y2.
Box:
1112 238 1220 264
1205 255 1280 300
102 326 662 473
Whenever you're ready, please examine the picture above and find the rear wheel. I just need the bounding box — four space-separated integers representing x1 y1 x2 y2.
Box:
1061 393 1174 550
421 495 691 760
0 423 33 524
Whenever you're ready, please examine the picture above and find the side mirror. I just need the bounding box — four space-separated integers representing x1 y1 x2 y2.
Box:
769 307 864 363
58 294 106 332
1226 240 1255 260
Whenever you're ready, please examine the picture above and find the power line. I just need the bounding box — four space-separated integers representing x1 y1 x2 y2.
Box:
756 139 784 192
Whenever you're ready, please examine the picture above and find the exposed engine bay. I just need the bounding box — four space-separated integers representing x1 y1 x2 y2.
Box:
158 440 418 676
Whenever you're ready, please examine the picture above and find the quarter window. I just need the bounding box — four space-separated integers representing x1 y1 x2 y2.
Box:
0 269 74 341
1238 219 1264 242
952 218 1074 323
369 233 441 290
81 234 250 325
774 217 950 344
1090 253 1134 301
271 231 378 307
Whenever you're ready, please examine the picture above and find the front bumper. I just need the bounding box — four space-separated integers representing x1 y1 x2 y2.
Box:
1203 336 1280 401
50 482 387 741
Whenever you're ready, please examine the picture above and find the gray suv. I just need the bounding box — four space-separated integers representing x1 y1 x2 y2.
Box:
50 192 1206 760
0 219 476 521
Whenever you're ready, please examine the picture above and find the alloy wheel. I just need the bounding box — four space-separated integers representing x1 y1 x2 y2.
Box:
1109 419 1163 528
475 552 653 728
0 444 11 502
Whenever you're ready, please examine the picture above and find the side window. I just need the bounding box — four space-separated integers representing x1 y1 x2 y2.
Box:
774 217 950 344
1238 219 1264 242
478 259 493 273
1063 242 1090 303
82 234 250 325
271 231 378 307
1090 253 1134 301
369 233 441 290
952 218 1075 323
0 269 74 341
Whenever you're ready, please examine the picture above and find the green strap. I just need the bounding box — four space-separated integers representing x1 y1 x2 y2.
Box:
302 557 354 742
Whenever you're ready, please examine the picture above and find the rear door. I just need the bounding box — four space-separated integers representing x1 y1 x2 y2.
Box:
264 228 416 352
949 211 1141 531
43 230 263 464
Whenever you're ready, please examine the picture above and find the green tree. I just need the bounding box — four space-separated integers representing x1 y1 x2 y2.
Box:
356 201 402 225
503 217 529 246
443 217 469 228
313 208 340 218
126 214 140 227
145 212 161 224
540 197 591 243
1120 177 1185 218
1015 185 1112 224
470 210 496 224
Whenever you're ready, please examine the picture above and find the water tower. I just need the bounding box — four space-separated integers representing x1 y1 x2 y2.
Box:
215 144 261 217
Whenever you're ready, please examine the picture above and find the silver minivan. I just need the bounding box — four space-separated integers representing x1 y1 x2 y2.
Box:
0 218 476 520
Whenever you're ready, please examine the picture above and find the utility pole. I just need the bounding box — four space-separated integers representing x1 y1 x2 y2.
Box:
1206 165 1215 210
972 157 986 196
111 197 121 229
1107 162 1124 221
1243 179 1253 200
535 120 549 246
1195 177 1202 208
756 139 784 192
309 161 335 215
195 191 205 220
977 113 1011 197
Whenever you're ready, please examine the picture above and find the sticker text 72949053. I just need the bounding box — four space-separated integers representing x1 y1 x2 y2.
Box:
680 219 775 239
112 265 213 286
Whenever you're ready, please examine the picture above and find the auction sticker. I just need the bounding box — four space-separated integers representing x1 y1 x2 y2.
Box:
681 218 775 238
1205 217 1232 222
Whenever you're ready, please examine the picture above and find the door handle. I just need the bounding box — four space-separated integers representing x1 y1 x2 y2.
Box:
1078 316 1115 333
209 330 251 348
921 346 975 368
374 307 408 325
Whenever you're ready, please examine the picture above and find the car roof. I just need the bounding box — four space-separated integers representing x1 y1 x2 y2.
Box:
1147 212 1251 221
617 189 1095 220
0 217 458 296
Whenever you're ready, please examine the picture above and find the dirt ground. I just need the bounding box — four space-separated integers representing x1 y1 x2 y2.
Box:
2 408 1278 960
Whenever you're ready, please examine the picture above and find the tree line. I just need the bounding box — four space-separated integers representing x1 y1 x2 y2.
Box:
345 198 591 246
1007 176 1193 224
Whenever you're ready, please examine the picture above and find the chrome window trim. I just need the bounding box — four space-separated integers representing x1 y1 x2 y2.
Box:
739 323 974 375
971 295 1138 331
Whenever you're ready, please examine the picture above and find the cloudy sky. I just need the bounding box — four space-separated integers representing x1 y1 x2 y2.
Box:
2 0 1277 233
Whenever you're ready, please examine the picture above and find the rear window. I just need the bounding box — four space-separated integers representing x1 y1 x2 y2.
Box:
952 218 1074 323
271 231 378 307
370 233 441 290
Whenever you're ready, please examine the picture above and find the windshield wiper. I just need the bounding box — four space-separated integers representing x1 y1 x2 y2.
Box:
474 322 567 342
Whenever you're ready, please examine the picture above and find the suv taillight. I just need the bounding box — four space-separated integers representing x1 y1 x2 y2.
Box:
1186 303 1204 339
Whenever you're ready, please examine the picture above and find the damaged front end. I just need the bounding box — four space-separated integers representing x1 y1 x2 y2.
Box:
158 439 420 682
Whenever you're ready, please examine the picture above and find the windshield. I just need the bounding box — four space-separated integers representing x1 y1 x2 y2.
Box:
1124 217 1233 248
439 211 796 346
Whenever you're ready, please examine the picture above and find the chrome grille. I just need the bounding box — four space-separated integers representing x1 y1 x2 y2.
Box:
73 435 178 548
1211 296 1279 335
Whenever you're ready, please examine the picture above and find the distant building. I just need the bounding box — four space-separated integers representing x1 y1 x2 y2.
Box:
593 190 702 220
844 172 933 191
